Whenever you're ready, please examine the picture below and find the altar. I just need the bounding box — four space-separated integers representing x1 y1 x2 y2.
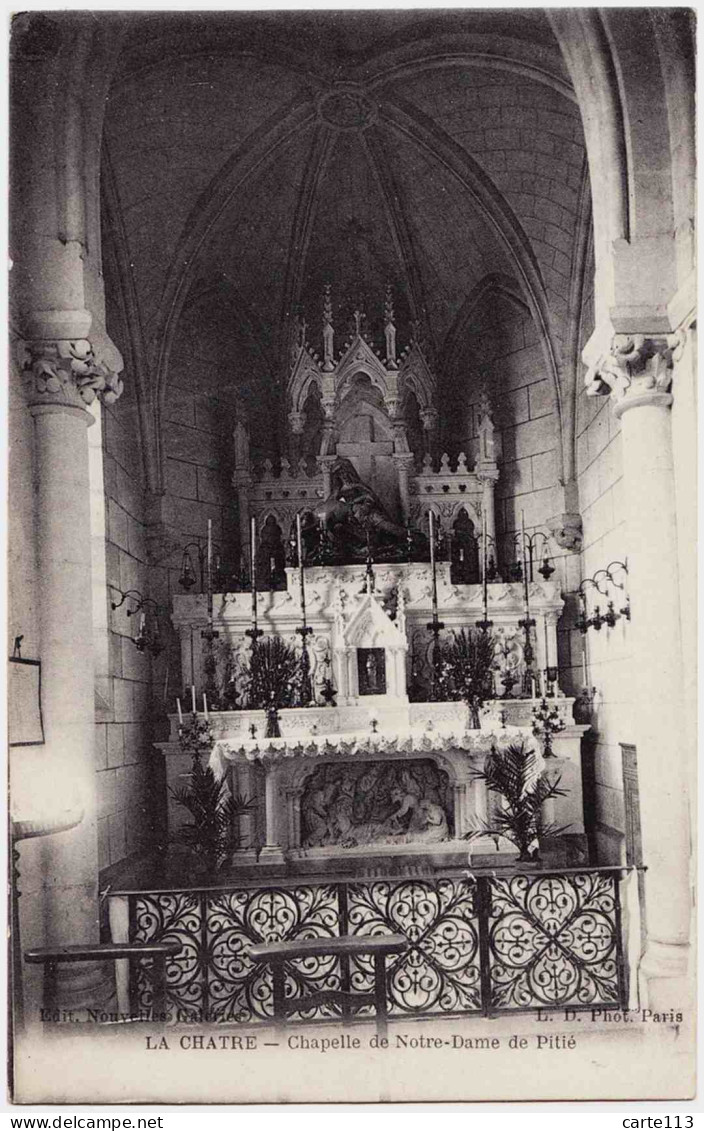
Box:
156 289 588 877
160 567 587 874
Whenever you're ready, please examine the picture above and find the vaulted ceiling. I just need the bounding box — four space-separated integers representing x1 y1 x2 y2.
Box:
101 10 590 436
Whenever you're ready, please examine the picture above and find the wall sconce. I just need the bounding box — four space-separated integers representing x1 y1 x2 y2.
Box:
178 541 234 593
510 528 555 582
110 587 165 657
576 561 630 634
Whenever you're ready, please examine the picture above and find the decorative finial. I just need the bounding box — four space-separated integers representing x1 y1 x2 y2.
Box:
323 282 333 326
384 284 397 368
322 283 334 371
384 284 394 326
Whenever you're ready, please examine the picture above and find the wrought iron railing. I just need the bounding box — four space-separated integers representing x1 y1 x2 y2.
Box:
122 868 628 1025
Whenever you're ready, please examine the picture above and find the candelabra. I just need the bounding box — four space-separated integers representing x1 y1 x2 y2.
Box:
576 561 630 634
531 698 566 758
109 587 164 656
177 710 213 760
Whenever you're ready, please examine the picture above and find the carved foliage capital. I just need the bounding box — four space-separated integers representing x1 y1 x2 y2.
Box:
548 512 583 553
584 334 675 410
20 338 124 410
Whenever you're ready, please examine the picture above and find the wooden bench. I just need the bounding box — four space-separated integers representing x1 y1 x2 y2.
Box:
25 941 181 1021
248 934 408 1037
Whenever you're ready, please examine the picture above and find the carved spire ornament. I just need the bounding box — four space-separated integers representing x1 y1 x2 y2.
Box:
384 284 397 369
322 284 334 372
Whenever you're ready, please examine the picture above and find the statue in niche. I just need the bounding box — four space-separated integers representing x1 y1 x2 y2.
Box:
300 759 451 849
358 647 386 695
316 457 425 563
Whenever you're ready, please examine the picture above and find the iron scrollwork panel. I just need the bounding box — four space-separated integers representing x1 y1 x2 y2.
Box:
486 872 624 1010
131 892 205 1020
346 878 482 1016
206 885 343 1022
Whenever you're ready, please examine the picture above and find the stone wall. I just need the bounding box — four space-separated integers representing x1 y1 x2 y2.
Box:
94 381 154 872
573 279 631 865
444 290 566 575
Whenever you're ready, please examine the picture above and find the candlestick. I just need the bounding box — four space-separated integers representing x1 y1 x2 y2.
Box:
296 513 307 622
521 510 530 614
203 693 209 721
191 685 196 714
429 511 438 617
250 516 257 627
482 507 488 620
176 698 183 724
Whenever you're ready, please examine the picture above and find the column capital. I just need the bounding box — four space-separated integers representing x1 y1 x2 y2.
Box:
547 512 583 552
19 338 124 413
419 406 438 430
584 334 678 418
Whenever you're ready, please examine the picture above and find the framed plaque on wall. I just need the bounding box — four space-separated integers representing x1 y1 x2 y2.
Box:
8 657 44 746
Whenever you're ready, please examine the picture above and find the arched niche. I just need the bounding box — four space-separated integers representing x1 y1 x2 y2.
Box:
256 513 286 590
450 507 480 585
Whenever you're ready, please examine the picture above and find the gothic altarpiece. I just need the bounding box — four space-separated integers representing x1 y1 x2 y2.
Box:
160 293 587 873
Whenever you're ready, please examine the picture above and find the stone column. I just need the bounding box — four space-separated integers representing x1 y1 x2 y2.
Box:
233 760 258 863
259 763 286 863
477 474 499 579
394 454 415 523
420 407 438 461
18 331 123 1010
585 334 691 1007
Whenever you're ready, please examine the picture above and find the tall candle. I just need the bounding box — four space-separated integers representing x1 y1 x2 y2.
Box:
296 513 307 624
206 518 214 627
191 684 196 714
521 510 530 614
203 693 208 721
428 511 438 616
482 507 488 619
176 698 183 724
544 616 549 669
250 516 257 625
582 644 588 686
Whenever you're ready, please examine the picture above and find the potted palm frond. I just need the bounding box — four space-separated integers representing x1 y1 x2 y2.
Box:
242 634 303 735
171 715 256 875
465 738 570 862
439 628 497 727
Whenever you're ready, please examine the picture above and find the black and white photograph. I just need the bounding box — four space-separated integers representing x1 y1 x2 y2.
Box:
7 5 697 1106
